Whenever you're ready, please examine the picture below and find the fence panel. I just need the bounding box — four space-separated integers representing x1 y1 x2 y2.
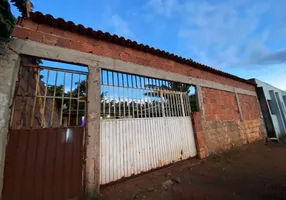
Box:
100 70 197 184
3 127 84 200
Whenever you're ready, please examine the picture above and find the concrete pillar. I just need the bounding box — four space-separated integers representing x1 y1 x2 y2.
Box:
0 42 20 196
85 65 101 198
191 112 207 158
195 85 205 120
235 93 243 121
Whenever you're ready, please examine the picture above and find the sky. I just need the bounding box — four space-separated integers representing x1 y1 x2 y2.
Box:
11 0 286 90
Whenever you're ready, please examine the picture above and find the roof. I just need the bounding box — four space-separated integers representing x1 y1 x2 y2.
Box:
249 78 286 93
24 11 255 86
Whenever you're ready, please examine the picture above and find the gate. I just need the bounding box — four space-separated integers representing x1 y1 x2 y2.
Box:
99 70 197 184
3 62 87 200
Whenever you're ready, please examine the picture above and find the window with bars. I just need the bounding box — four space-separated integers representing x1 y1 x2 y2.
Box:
11 58 88 129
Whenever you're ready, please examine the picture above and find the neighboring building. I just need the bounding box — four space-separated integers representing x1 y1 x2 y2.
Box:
250 79 286 139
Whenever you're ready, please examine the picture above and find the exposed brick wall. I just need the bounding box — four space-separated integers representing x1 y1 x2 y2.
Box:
191 112 207 159
10 19 265 158
11 20 256 91
202 88 240 121
198 88 263 155
239 94 260 120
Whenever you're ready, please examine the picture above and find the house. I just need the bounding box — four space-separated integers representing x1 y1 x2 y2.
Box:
0 11 266 199
250 78 286 139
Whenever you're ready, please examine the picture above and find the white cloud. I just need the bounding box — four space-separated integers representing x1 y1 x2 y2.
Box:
146 0 286 69
146 0 180 17
109 14 135 39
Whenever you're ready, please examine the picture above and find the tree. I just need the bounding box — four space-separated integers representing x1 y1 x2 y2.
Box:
47 80 107 112
144 82 190 97
0 0 33 40
47 84 65 109
10 0 33 17
189 94 198 112
0 0 15 39
47 80 86 111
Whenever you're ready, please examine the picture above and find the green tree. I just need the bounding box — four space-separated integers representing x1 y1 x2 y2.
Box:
10 0 33 17
144 82 190 97
47 80 106 112
0 0 15 39
0 0 33 40
47 84 65 109
47 81 86 111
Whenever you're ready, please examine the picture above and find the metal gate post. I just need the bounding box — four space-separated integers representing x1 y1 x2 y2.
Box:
85 65 101 198
180 93 185 117
160 91 165 117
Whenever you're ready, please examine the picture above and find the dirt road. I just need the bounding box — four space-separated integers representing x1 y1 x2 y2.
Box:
101 141 286 200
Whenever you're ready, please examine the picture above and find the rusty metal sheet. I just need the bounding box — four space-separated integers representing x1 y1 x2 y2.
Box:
2 127 84 200
100 117 197 184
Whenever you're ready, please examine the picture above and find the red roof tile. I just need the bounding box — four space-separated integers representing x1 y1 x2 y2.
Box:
24 11 255 86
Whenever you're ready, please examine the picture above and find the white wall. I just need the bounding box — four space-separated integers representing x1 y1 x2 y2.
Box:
253 79 286 137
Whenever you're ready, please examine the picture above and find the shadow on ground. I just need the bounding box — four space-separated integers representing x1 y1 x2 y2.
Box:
100 141 286 200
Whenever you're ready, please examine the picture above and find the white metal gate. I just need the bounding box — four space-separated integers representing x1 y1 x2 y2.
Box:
99 70 197 184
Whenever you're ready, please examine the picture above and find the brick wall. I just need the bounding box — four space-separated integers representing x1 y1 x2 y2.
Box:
239 94 260 120
10 19 264 157
198 87 263 155
202 88 240 121
191 112 206 159
11 20 255 91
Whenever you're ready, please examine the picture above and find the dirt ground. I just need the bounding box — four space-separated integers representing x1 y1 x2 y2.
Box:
100 141 286 200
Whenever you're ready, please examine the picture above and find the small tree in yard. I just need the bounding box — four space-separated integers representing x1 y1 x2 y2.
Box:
0 0 33 40
47 81 87 111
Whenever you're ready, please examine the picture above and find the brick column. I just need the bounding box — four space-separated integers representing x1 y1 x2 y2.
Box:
192 112 207 159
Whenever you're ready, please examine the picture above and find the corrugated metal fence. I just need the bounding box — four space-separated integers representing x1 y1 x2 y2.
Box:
3 128 84 200
100 117 196 184
100 70 197 184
